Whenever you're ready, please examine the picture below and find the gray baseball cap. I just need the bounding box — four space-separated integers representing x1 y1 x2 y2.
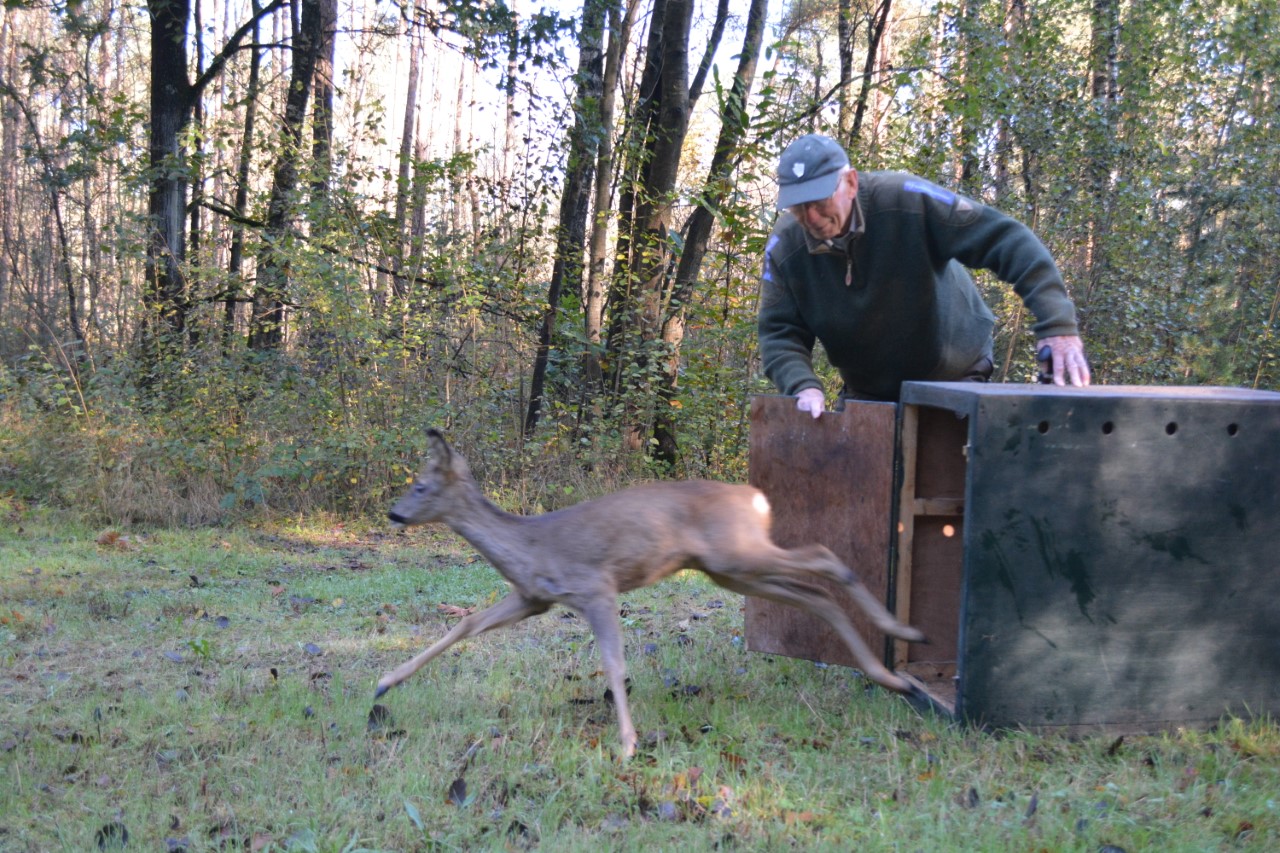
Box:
776 134 850 209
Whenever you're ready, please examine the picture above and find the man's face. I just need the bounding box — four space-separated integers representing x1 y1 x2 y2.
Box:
788 169 857 241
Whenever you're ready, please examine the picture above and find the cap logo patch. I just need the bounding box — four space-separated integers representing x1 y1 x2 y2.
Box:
792 163 805 178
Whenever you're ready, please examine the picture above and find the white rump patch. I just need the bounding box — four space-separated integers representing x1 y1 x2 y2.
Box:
752 492 771 516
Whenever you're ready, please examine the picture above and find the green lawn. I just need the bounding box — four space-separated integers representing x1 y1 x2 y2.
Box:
2 501 1276 851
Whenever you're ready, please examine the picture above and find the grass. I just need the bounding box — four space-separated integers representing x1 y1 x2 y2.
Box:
1 497 1277 852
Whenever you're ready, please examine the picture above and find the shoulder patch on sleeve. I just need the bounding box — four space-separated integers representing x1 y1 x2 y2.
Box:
762 234 779 283
904 179 956 205
759 234 786 308
905 178 978 221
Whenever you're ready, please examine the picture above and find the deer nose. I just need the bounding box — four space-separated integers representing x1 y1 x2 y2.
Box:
388 511 409 526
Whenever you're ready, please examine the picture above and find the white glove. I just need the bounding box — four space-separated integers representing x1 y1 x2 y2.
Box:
795 388 825 419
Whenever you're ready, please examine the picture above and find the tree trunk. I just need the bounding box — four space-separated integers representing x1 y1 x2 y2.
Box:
4 91 87 364
837 0 856 138
224 2 262 349
187 0 207 332
581 0 638 399
0 11 14 326
310 0 337 203
384 22 423 305
143 0 282 372
605 0 693 453
651 0 768 464
143 0 196 374
501 7 520 208
851 0 893 145
1082 0 1120 314
249 0 324 352
956 0 982 192
524 0 607 438
995 0 1031 381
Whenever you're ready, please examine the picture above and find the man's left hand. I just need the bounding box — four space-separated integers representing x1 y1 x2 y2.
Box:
1037 335 1091 387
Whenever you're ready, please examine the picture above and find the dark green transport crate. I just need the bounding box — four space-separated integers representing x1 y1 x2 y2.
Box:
747 384 1280 731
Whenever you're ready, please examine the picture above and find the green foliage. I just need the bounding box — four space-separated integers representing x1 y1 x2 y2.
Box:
2 0 1278 521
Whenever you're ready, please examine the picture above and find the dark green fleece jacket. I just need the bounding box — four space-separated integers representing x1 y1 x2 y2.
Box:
758 171 1079 400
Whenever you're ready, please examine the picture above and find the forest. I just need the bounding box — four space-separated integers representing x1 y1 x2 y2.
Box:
1 0 1277 524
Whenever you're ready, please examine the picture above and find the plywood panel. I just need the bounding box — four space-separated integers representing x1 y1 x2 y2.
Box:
745 395 897 668
904 517 964 663
901 407 969 665
913 406 968 499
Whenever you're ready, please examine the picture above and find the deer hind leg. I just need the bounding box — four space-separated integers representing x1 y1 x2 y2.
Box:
749 545 925 644
709 572 913 694
576 596 637 758
375 594 552 697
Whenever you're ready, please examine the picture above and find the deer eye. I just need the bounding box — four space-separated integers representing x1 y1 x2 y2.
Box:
413 483 428 495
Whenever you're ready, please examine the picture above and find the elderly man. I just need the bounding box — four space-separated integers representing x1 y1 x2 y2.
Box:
759 133 1090 417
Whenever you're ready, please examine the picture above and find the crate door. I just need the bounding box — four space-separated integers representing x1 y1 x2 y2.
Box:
745 395 898 667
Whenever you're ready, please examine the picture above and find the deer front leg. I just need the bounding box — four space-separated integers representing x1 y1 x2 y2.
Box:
577 597 636 758
375 594 551 698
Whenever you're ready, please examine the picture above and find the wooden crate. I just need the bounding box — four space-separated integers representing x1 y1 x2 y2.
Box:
748 384 1280 731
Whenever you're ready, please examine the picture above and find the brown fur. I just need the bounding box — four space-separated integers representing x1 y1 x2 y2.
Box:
377 430 925 756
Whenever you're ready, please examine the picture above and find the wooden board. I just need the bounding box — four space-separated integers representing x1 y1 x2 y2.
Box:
745 395 897 668
894 406 968 669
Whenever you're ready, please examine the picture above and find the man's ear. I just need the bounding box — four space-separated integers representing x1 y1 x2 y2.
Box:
845 167 859 196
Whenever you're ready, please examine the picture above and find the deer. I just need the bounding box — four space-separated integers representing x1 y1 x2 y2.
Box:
376 429 926 757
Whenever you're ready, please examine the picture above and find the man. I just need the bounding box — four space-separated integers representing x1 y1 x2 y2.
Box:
759 133 1090 417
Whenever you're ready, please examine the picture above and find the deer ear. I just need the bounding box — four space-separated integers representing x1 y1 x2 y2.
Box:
426 429 451 464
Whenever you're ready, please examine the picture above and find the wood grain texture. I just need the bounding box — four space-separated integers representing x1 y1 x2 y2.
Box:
745 395 897 668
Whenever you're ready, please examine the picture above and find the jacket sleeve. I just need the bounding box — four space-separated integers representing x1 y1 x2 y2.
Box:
923 183 1080 338
757 233 823 396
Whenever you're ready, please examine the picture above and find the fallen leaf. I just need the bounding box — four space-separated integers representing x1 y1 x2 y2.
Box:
95 821 129 849
367 704 404 738
446 778 469 807
655 801 680 821
437 603 475 617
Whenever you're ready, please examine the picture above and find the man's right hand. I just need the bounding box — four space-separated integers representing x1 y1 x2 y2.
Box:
796 388 825 419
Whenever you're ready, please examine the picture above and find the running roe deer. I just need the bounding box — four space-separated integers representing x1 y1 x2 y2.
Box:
377 429 926 757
